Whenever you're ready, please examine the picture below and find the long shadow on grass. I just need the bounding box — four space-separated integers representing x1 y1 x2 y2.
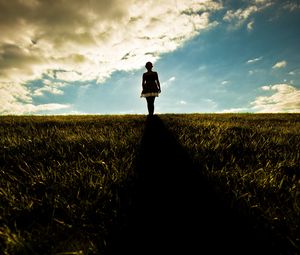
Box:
106 115 282 254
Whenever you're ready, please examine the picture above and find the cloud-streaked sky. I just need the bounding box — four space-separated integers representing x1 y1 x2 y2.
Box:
0 0 299 114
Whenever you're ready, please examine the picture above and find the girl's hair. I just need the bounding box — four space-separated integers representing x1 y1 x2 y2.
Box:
145 62 153 69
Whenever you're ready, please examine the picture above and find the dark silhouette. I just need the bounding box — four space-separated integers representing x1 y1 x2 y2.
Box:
105 116 288 255
141 62 161 116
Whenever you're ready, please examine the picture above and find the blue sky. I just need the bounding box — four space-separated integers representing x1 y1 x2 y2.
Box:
0 0 299 114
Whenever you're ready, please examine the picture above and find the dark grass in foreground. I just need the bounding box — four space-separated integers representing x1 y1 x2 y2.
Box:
0 114 299 254
0 115 145 254
161 113 300 254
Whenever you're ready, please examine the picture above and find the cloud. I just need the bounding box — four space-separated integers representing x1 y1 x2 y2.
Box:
261 85 271 91
33 87 63 97
247 20 254 31
219 107 250 113
0 0 222 114
248 70 258 75
221 80 229 85
0 1 222 81
161 76 176 89
283 2 300 12
223 6 258 23
254 0 270 3
272 60 287 69
33 80 67 96
0 82 70 114
179 100 187 105
251 84 300 113
223 0 272 29
246 56 263 64
203 98 218 109
221 84 300 113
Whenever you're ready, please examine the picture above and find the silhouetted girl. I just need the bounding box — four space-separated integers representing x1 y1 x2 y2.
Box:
141 62 161 115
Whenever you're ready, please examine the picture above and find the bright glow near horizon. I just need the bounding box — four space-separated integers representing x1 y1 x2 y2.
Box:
0 0 300 115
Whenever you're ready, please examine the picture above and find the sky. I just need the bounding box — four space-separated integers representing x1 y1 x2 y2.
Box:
0 0 300 115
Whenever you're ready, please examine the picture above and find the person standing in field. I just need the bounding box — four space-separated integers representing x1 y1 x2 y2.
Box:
141 61 161 116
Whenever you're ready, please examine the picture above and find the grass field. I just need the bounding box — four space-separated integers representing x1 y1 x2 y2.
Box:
0 115 145 254
161 114 300 253
0 114 299 254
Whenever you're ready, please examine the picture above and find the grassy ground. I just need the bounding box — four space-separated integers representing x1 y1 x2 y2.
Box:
0 114 299 254
0 115 145 254
161 114 300 253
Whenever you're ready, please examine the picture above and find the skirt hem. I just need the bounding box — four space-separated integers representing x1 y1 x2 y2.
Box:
140 92 160 98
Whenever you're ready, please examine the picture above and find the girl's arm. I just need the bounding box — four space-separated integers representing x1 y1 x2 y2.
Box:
142 74 145 88
156 72 161 92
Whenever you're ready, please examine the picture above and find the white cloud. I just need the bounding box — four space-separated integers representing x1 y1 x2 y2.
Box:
248 70 258 75
247 20 254 30
161 76 176 89
254 0 269 3
224 6 257 22
251 84 300 113
179 100 187 105
221 80 229 85
0 82 70 114
283 2 300 12
0 0 222 114
33 80 67 96
246 56 263 64
26 103 71 113
219 107 250 113
33 87 63 97
272 60 287 69
223 1 272 29
54 71 84 82
261 85 271 91
0 1 222 81
203 98 218 109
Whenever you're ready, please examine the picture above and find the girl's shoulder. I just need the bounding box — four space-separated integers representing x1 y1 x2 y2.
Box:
144 71 157 75
143 71 158 79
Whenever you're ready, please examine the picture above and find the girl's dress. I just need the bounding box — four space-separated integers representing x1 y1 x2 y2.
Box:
141 71 160 97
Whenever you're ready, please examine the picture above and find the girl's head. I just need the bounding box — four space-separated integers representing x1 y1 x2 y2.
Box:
145 61 153 70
